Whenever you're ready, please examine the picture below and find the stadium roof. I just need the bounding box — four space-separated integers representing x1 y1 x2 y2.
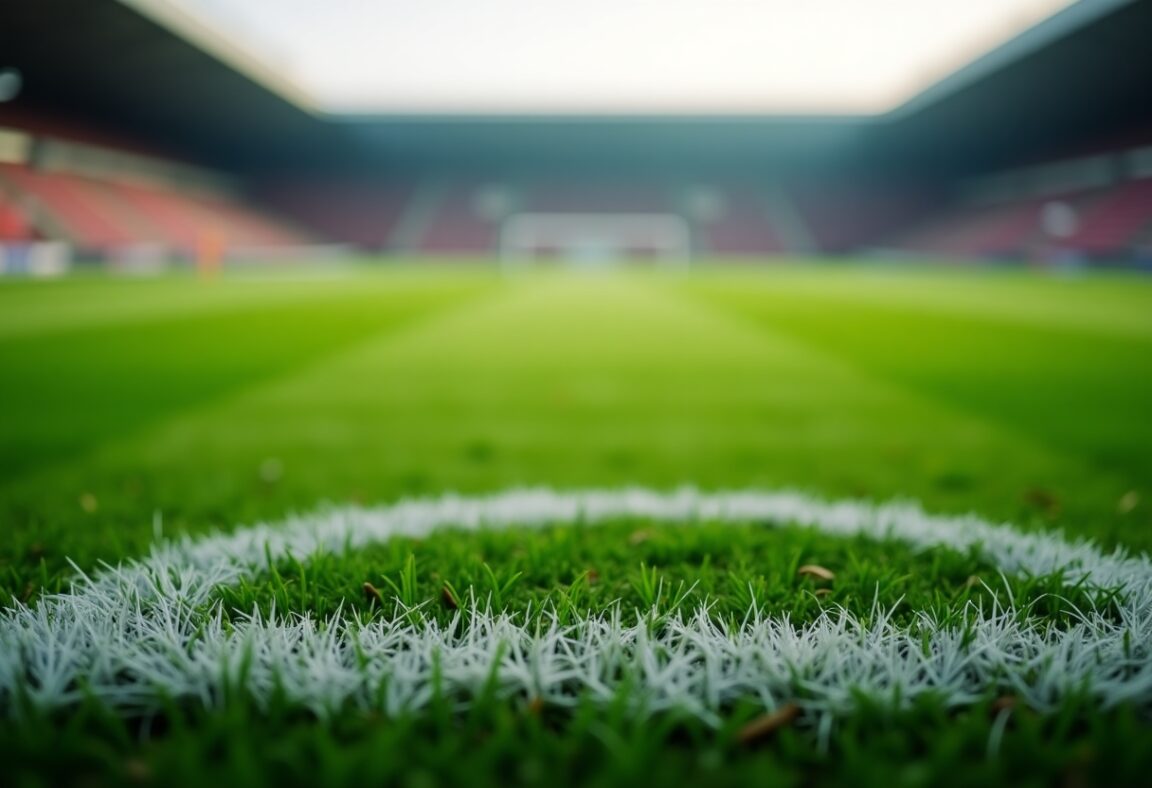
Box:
133 0 1076 116
1 0 1149 175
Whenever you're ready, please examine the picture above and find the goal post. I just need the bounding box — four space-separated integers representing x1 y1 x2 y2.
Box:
499 213 691 270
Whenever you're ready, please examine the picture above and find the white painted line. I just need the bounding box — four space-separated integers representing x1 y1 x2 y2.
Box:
2 488 1151 722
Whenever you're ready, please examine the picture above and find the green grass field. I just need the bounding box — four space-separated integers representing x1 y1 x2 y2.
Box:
3 262 1152 786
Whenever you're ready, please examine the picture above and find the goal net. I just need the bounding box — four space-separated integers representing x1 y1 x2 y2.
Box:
499 213 691 269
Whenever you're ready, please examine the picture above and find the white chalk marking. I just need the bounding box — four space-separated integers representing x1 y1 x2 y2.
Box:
2 488 1150 723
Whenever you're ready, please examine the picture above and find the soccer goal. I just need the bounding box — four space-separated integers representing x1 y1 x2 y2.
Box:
499 213 691 270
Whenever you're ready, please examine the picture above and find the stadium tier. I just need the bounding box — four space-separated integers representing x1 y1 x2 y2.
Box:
2 125 1151 266
0 172 311 259
262 180 415 251
525 182 671 213
0 164 134 249
0 128 312 262
1061 177 1152 255
418 181 500 255
883 143 1152 263
0 191 32 241
892 198 1053 259
890 181 1152 262
788 182 934 254
1 0 1150 271
694 185 789 257
265 180 879 259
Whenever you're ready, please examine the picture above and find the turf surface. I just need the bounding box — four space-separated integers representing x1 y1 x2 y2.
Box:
2 262 1152 786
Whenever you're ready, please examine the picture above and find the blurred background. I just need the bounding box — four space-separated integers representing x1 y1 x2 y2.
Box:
1 0 1151 275
1 0 1152 602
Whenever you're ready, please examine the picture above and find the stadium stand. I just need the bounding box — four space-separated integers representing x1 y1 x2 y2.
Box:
262 181 415 251
788 183 932 254
892 198 1048 259
2 0 1150 270
254 178 806 259
0 142 311 258
6 137 1151 264
419 182 499 255
524 182 672 214
1060 177 1152 255
0 192 32 241
889 170 1152 262
2 108 1151 266
699 186 788 256
0 164 134 250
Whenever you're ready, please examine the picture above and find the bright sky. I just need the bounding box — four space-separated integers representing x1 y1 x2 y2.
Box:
149 0 1075 115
